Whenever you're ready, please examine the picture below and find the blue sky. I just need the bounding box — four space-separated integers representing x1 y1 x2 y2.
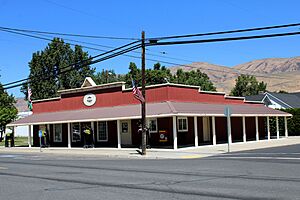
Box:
1 0 300 97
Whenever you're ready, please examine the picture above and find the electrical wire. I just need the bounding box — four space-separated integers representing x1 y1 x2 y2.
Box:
3 43 142 90
149 22 300 41
0 26 139 41
2 41 140 87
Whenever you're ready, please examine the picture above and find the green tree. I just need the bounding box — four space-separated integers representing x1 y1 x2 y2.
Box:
230 74 267 97
172 69 216 91
21 38 95 100
0 83 18 141
92 69 118 84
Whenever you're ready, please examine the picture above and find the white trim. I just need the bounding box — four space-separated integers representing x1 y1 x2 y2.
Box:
68 123 71 148
244 100 264 104
242 116 246 143
225 96 245 100
32 97 60 103
97 121 108 142
117 120 121 149
276 116 280 139
147 118 158 133
81 77 97 88
212 116 216 146
177 116 188 132
54 124 63 142
8 112 292 127
200 90 226 95
265 93 293 109
255 116 259 141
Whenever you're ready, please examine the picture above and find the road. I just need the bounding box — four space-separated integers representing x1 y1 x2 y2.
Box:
0 144 300 200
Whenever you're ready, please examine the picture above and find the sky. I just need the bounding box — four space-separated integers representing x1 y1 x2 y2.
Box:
1 0 300 97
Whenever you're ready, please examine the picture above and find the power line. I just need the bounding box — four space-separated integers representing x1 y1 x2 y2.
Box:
147 31 300 46
2 41 140 87
0 26 139 41
149 22 300 41
3 43 142 90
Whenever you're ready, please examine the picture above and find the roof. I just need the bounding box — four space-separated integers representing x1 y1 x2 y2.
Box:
245 94 264 102
267 92 300 108
8 101 291 126
246 92 300 108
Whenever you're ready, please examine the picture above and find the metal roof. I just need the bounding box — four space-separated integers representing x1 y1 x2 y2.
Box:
8 101 291 126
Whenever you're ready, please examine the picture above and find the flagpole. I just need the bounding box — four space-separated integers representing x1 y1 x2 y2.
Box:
141 31 146 155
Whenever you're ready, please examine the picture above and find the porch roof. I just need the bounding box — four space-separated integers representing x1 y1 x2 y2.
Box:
8 101 291 126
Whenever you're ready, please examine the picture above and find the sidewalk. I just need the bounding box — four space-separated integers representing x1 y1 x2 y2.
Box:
1 136 300 159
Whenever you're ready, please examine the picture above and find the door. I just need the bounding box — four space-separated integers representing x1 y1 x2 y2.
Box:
203 117 211 142
120 120 132 145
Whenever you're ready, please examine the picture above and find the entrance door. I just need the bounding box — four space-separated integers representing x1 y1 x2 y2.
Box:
203 117 211 142
120 120 132 145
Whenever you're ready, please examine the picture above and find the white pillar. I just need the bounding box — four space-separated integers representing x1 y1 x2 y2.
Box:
173 116 177 150
255 116 259 141
276 116 279 139
227 116 232 145
68 123 71 148
28 125 32 147
284 116 288 138
267 116 270 140
194 116 198 147
212 116 216 145
117 120 121 149
242 116 246 143
91 122 95 147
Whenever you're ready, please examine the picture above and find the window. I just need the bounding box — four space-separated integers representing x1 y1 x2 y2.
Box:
97 121 108 142
72 123 81 142
147 118 157 133
177 117 188 132
54 124 62 142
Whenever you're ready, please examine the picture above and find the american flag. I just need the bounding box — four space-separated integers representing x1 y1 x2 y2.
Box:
28 86 32 102
132 80 145 103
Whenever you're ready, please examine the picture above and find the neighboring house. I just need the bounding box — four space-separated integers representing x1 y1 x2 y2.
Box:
9 98 32 136
246 92 300 109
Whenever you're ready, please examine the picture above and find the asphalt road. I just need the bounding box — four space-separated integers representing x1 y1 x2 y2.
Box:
0 144 300 200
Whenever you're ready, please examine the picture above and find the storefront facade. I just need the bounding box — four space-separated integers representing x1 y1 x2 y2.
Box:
8 77 292 149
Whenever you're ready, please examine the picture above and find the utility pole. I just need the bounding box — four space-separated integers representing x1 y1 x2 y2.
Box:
141 31 146 155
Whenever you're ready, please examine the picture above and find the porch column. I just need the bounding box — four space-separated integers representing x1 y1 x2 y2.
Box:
242 116 246 143
173 116 177 150
276 116 279 139
28 125 32 147
67 123 71 148
91 122 95 147
284 116 288 138
212 116 216 145
117 120 121 149
194 116 198 147
255 116 259 141
267 116 270 140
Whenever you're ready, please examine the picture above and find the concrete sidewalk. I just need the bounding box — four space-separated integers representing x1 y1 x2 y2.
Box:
1 136 300 159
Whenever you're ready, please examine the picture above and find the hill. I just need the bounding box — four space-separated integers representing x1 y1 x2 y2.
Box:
169 56 300 93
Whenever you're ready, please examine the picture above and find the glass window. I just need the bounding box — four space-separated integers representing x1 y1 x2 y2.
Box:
72 123 81 142
178 117 188 132
54 124 62 142
97 121 108 142
148 118 157 133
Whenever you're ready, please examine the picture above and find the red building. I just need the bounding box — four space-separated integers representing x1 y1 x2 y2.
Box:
9 77 291 149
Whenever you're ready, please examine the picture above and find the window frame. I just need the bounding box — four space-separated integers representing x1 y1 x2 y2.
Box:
54 124 62 142
177 117 188 132
97 121 108 142
147 118 158 133
71 122 81 142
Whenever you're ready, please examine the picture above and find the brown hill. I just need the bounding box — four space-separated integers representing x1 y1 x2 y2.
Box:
169 56 300 94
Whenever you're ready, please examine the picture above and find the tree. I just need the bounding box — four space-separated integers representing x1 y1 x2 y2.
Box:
230 74 267 97
172 69 216 91
21 38 95 100
0 83 18 141
92 69 119 84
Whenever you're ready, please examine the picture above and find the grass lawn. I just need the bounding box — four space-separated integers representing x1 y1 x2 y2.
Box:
0 137 29 147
